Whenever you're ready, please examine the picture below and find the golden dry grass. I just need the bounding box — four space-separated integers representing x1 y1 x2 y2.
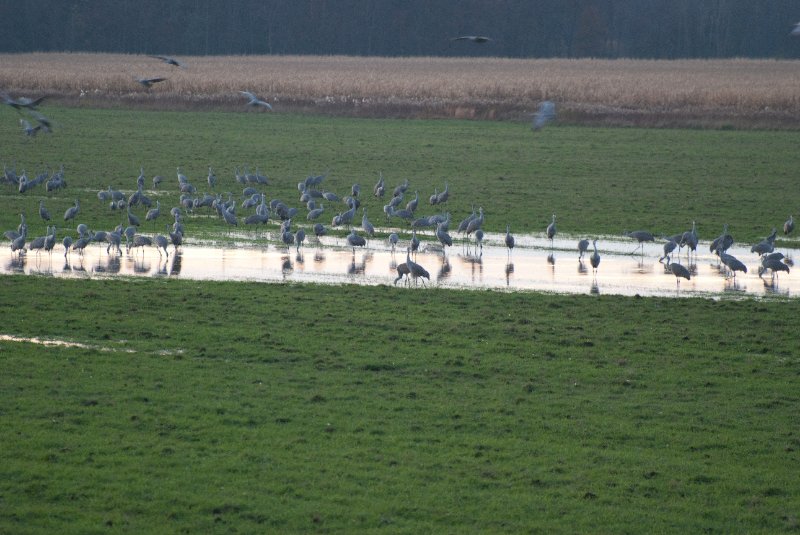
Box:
2 52 800 127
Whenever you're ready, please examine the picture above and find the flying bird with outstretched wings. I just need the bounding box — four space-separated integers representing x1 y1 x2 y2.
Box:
151 55 186 68
240 91 273 110
451 35 492 43
136 77 167 88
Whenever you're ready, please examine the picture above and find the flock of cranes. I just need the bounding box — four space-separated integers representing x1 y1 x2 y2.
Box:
3 156 795 291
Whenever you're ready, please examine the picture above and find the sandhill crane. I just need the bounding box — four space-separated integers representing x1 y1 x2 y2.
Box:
2 92 46 111
207 167 217 189
373 172 385 198
590 239 601 274
784 215 794 236
625 230 654 254
240 91 272 110
759 255 790 279
43 226 56 255
666 259 691 288
718 251 747 278
346 229 366 252
27 232 46 255
405 191 419 213
465 207 484 237
659 238 678 263
680 221 698 256
410 230 420 254
38 200 50 222
436 222 453 253
546 214 557 247
313 223 326 239
62 199 80 223
106 231 122 255
532 100 556 131
405 247 430 285
136 77 167 88
451 35 491 43
388 232 399 252
578 238 589 259
361 208 375 238
62 235 72 257
146 200 161 229
474 228 484 254
505 225 515 257
127 234 152 254
429 188 439 206
307 204 325 221
150 55 186 68
394 262 410 285
435 182 450 205
295 229 306 252
393 178 409 197
750 229 777 255
154 234 169 257
127 206 140 227
710 224 733 255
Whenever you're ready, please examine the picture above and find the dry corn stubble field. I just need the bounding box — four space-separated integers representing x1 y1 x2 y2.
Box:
2 52 800 127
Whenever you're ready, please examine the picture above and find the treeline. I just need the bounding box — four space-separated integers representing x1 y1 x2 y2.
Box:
2 0 799 59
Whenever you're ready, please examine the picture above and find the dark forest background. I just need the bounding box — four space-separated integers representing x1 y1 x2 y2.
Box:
1 0 799 59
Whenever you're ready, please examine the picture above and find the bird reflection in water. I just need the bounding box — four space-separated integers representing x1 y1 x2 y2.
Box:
347 252 368 276
438 256 452 281
170 252 182 276
133 257 150 274
505 262 514 286
590 280 600 294
94 255 121 274
7 254 26 273
547 253 555 265
460 253 483 283
281 255 293 276
314 249 325 265
295 251 304 265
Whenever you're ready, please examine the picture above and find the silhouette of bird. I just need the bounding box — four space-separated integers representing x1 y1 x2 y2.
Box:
666 259 691 287
240 91 272 110
659 238 678 263
62 235 72 257
63 199 80 223
759 255 790 278
590 239 601 274
388 232 399 252
718 251 747 278
784 215 794 235
373 172 385 198
451 35 492 43
361 208 375 237
2 92 46 111
394 262 410 285
505 225 515 256
136 77 167 88
750 229 777 255
532 100 556 131
710 224 734 255
346 229 366 252
38 200 51 222
150 55 186 68
154 234 170 257
625 230 654 254
546 214 557 246
578 238 589 259
405 247 430 285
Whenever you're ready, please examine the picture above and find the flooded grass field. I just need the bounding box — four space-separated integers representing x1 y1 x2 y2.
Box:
3 230 796 298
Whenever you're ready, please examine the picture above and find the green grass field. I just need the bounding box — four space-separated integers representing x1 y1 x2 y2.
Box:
1 277 799 533
2 107 800 244
2 108 800 533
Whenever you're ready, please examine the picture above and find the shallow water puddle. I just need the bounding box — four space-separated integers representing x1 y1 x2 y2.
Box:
1 233 797 298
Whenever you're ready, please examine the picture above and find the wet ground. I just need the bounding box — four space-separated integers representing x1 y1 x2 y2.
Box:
2 231 797 298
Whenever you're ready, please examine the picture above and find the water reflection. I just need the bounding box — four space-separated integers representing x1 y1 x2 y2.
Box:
2 233 799 298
